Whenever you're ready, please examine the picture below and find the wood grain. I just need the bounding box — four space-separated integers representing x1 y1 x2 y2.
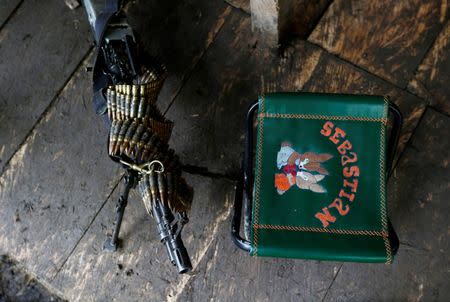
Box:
323 109 450 301
408 21 450 115
0 0 92 173
0 55 120 282
0 0 240 297
309 0 449 87
176 215 339 302
52 174 235 301
225 0 250 13
125 0 232 112
0 0 22 26
166 10 426 175
250 0 332 47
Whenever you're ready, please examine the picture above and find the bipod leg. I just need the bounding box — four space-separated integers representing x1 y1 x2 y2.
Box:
103 171 135 252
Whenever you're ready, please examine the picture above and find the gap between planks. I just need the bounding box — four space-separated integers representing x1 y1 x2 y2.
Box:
321 263 343 302
390 105 448 173
0 47 95 180
163 6 233 115
0 0 25 32
50 175 123 281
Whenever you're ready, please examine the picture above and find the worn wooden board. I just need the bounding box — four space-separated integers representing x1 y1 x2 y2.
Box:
296 49 427 159
408 21 450 115
166 10 426 175
309 0 449 87
0 0 92 173
0 55 122 282
0 255 65 301
323 109 450 301
175 215 339 302
0 0 240 298
250 0 332 47
226 0 250 13
52 174 235 301
125 0 232 112
0 0 22 27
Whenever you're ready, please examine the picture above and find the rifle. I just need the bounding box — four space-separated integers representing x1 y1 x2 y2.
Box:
82 0 193 274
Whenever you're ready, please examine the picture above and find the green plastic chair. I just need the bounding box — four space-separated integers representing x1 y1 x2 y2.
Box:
232 92 402 263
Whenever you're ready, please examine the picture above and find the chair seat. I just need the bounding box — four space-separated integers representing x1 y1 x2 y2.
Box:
250 92 398 263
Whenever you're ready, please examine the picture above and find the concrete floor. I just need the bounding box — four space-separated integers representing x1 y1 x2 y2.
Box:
0 0 448 301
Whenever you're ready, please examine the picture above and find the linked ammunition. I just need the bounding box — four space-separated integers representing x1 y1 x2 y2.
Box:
137 85 146 119
135 131 151 160
166 172 174 211
111 89 117 120
106 87 112 120
128 124 145 154
141 134 157 161
123 85 127 119
109 120 122 155
131 85 139 118
108 121 119 155
121 121 138 154
115 120 131 155
157 172 166 206
138 175 153 215
148 170 159 202
118 86 124 120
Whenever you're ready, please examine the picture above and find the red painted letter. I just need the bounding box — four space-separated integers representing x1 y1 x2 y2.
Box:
337 140 352 155
320 121 334 137
341 152 358 166
329 127 346 144
339 189 355 202
315 207 337 228
343 179 359 193
329 198 350 216
343 166 360 177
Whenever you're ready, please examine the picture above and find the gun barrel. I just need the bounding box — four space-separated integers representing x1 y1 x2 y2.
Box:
168 237 192 274
152 198 192 274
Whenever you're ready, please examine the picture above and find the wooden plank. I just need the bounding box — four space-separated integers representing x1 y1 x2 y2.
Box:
309 0 449 87
174 215 339 301
226 0 250 13
323 109 450 301
0 0 21 26
0 0 92 173
408 21 450 115
125 0 231 112
0 255 65 301
51 174 235 301
298 48 427 159
166 10 426 175
165 12 321 174
250 0 332 47
0 0 237 294
0 55 121 281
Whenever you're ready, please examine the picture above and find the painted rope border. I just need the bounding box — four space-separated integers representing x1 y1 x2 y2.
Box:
254 224 388 237
259 113 388 124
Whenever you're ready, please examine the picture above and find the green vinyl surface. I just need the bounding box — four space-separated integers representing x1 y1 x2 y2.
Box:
250 92 394 263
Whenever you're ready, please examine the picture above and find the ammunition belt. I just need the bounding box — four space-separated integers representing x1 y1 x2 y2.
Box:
107 67 192 212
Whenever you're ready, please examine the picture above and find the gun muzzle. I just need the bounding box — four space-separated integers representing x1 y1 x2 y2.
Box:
168 237 192 274
151 187 192 274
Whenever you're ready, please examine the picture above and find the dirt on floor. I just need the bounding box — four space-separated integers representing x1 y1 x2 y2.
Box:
0 255 65 302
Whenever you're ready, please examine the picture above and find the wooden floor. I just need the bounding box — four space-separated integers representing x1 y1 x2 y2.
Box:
0 0 449 301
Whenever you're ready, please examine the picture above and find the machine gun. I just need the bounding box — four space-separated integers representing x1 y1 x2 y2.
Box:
82 0 193 274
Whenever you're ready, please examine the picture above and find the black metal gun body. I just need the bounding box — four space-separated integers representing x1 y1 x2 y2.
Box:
83 0 192 274
152 198 192 273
